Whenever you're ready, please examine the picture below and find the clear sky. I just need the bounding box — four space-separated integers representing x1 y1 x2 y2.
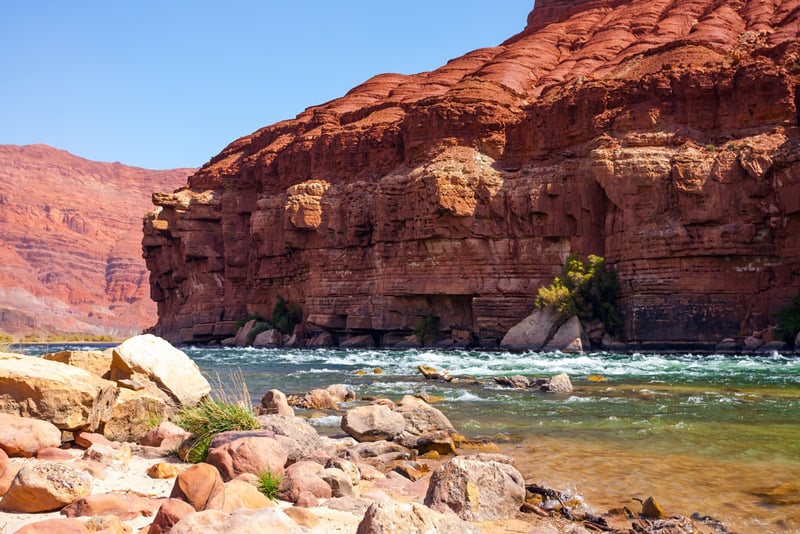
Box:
1 2 533 170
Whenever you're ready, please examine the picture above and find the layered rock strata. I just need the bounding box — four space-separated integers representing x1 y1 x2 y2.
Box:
144 0 800 347
0 144 191 337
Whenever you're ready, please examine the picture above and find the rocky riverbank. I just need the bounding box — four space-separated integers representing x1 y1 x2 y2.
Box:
1 336 735 533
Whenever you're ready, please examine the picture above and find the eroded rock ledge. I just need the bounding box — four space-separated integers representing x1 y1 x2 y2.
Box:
143 0 800 347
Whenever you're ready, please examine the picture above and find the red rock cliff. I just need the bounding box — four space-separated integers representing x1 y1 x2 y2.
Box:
0 145 191 338
144 0 800 347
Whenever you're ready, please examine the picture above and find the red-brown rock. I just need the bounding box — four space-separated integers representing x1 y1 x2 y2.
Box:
15 518 91 534
206 436 288 482
61 492 164 520
148 498 196 534
169 462 225 511
0 144 191 337
0 413 62 458
144 0 800 348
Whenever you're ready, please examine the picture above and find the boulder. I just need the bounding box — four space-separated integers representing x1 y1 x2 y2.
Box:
140 421 191 449
300 388 339 410
326 383 356 402
170 508 305 534
232 319 257 347
206 436 288 481
0 462 92 513
148 462 181 479
278 461 332 502
715 338 740 352
82 442 132 469
541 373 573 393
149 498 196 534
252 328 282 348
61 491 163 520
103 388 172 442
341 405 406 442
169 462 226 511
500 308 559 350
417 365 452 381
339 334 376 349
326 456 361 486
221 479 273 511
0 448 20 496
256 414 323 462
283 506 320 528
319 467 355 497
424 454 526 521
0 353 118 431
259 389 294 417
36 447 74 461
0 413 62 457
357 500 482 534
73 431 113 449
14 518 92 534
545 316 590 353
494 375 530 388
416 430 457 456
743 335 764 351
394 394 456 436
42 350 112 378
110 334 211 407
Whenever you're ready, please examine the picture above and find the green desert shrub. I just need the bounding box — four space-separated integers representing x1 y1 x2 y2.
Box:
775 293 800 345
535 254 622 335
257 470 283 501
414 314 440 346
271 295 302 335
174 371 259 463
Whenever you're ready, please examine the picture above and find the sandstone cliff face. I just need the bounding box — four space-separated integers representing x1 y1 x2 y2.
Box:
0 145 191 337
144 0 800 347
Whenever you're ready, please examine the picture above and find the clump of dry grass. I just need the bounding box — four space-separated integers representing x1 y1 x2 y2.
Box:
174 370 259 463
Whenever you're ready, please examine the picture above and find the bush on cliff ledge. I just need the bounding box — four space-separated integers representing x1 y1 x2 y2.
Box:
775 293 800 346
535 254 621 335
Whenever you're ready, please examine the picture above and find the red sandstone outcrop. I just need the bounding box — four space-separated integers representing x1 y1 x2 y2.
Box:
144 0 800 347
0 144 191 337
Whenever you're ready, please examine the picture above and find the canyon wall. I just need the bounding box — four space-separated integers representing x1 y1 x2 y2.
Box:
144 0 800 348
0 144 191 337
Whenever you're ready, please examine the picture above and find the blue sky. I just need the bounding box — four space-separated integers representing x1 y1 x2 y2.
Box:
0 2 533 170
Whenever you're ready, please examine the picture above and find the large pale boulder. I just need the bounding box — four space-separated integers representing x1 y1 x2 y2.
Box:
0 462 92 513
0 413 61 457
206 436 288 481
111 334 210 407
0 353 118 431
341 405 406 442
252 328 282 348
424 454 526 521
102 388 172 442
545 316 590 353
42 350 112 378
170 508 304 534
500 308 559 350
394 394 456 436
357 500 482 534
